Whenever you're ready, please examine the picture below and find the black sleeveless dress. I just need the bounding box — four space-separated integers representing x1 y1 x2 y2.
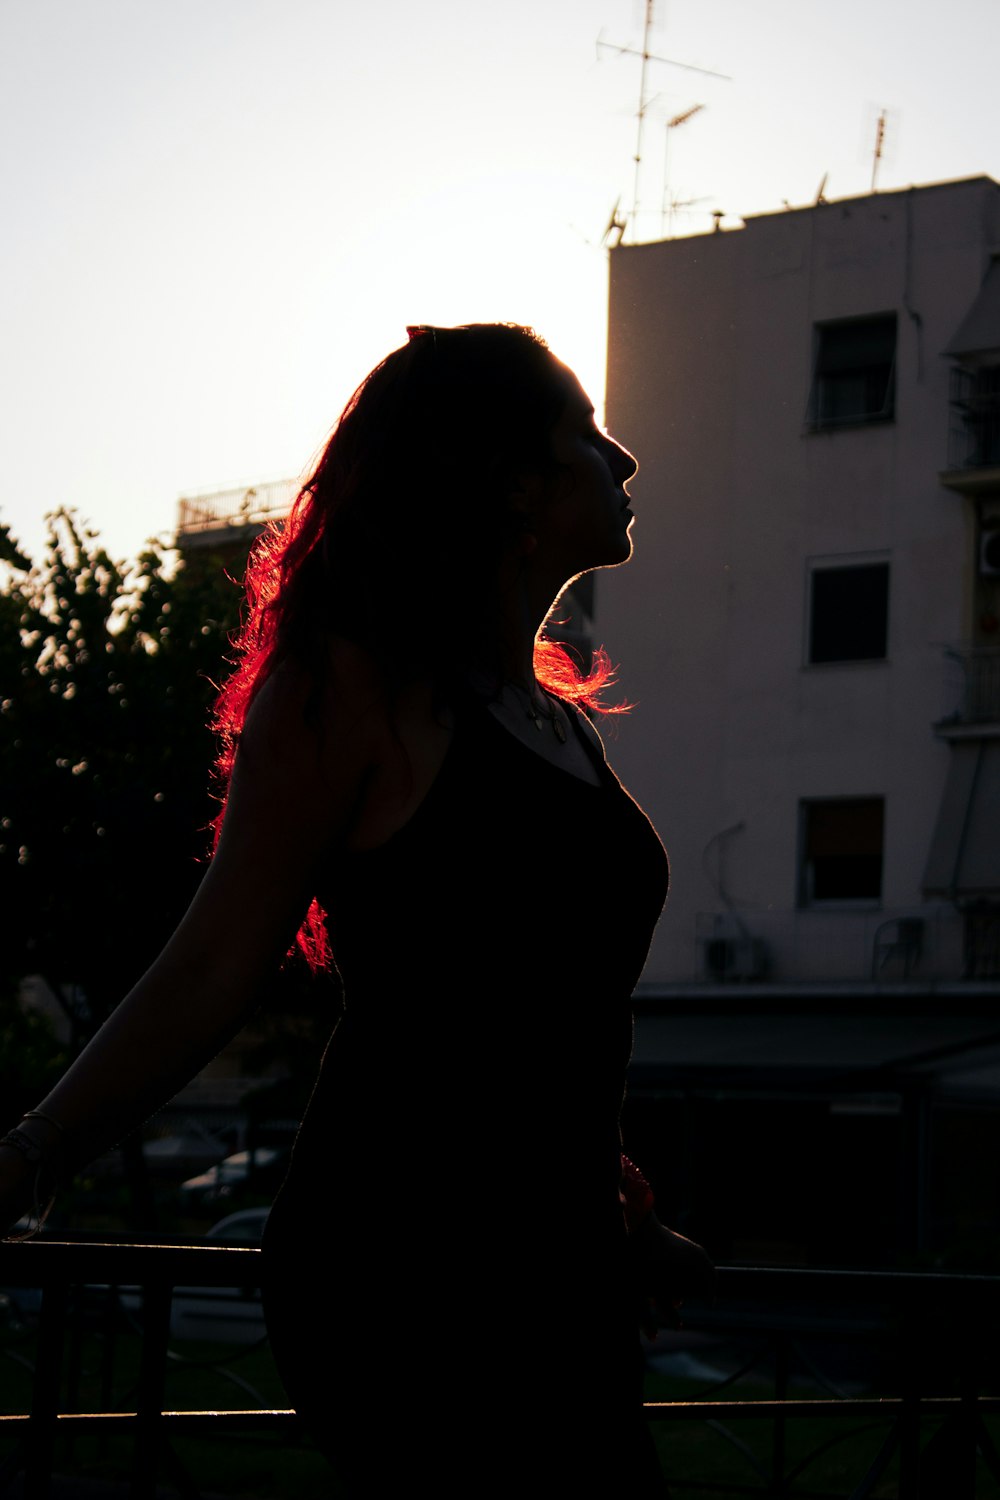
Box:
262 698 669 1495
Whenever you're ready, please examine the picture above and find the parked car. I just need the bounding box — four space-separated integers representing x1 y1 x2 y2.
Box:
168 1207 270 1343
178 1147 287 1206
142 1131 229 1180
120 1207 271 1345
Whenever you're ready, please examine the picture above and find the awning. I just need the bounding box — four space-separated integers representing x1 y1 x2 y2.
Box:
923 739 1000 898
943 258 1000 362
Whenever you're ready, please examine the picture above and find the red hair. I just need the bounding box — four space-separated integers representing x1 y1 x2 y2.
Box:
213 325 627 967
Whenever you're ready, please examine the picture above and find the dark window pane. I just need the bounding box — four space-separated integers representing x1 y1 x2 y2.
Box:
810 563 889 663
801 798 884 904
812 316 896 428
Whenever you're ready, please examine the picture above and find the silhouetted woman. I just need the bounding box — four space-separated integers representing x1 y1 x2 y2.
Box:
1 324 712 1495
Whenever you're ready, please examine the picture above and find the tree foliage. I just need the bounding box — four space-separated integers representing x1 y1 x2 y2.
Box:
0 978 70 1115
0 511 244 1025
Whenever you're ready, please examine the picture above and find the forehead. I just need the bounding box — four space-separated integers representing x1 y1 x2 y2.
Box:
549 361 595 422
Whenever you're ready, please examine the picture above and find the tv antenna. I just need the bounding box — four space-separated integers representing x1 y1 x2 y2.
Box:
662 103 706 235
871 109 887 192
598 1 729 242
663 192 711 239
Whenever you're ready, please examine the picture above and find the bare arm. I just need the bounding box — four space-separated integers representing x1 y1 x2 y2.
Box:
0 655 380 1226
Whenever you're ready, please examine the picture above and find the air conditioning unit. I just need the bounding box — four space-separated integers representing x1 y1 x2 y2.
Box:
700 936 769 982
980 527 1000 576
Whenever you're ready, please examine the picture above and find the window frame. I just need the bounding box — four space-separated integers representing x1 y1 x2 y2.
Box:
805 555 891 667
798 796 885 910
808 313 898 432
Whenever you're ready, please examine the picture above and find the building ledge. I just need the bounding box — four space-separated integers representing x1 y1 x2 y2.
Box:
934 717 1000 740
633 979 1000 1011
939 465 1000 495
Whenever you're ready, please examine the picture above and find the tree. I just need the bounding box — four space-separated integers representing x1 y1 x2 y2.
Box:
0 511 244 1024
1 513 342 1231
0 976 69 1119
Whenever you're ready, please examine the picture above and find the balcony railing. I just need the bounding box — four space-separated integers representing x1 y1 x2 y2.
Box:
2 1240 999 1498
175 480 297 539
947 365 1000 472
943 646 1000 726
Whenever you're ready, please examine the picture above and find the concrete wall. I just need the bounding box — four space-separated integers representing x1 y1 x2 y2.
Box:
598 177 1000 985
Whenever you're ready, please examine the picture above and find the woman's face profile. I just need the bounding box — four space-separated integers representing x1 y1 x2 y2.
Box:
534 365 639 581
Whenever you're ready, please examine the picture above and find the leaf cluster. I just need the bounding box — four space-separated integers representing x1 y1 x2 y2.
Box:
0 512 244 1021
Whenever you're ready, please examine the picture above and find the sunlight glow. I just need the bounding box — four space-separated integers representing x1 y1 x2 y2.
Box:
2 0 998 564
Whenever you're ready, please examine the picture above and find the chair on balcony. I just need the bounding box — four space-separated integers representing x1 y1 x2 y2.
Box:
872 917 925 980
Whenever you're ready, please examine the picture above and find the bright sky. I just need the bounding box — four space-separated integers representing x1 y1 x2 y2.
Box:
3 0 1000 564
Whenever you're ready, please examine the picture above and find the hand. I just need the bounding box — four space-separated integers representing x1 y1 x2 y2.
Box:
629 1213 715 1336
0 1145 42 1239
0 1115 66 1239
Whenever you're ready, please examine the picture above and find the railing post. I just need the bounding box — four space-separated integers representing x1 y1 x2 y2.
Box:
899 1086 930 1256
897 1327 921 1500
771 1333 788 1498
98 1284 120 1462
130 1281 173 1499
24 1282 69 1500
914 1394 978 1497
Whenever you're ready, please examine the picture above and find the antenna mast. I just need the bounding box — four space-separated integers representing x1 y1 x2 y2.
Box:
871 109 887 192
597 5 729 243
662 102 705 235
630 1 655 238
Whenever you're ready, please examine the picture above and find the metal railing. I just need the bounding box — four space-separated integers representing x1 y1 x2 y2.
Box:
0 1240 300 1499
175 480 297 538
648 1266 1000 1497
943 646 1000 725
2 1241 999 1498
947 365 1000 472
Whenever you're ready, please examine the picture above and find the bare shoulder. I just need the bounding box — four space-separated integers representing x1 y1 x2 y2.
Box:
240 641 386 773
224 642 392 858
233 641 452 854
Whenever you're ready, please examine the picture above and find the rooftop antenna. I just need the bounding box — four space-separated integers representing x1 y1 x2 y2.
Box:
598 3 730 243
662 102 705 236
664 192 711 238
871 109 887 192
815 172 829 205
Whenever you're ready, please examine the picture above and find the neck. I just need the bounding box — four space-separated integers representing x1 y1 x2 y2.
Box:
491 556 570 685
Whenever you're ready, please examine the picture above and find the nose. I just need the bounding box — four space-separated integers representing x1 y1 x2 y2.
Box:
610 437 638 485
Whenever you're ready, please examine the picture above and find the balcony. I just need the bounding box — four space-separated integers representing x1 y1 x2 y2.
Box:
684 907 973 987
940 365 1000 495
938 647 1000 730
1 1239 999 1497
175 480 297 550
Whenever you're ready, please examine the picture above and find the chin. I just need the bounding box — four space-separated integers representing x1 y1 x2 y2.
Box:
583 542 634 576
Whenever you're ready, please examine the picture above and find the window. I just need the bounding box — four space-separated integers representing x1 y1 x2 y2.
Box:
808 561 889 664
810 315 896 430
799 798 884 905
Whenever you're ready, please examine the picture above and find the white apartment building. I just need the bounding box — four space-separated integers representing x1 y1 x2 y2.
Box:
598 175 1000 994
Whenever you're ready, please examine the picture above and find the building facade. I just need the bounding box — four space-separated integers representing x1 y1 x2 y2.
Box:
599 175 1000 994
599 178 1000 1266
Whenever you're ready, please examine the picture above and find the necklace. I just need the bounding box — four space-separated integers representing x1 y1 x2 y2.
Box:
509 681 568 744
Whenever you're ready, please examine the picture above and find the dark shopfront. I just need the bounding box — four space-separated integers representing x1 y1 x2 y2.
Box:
623 985 1000 1272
